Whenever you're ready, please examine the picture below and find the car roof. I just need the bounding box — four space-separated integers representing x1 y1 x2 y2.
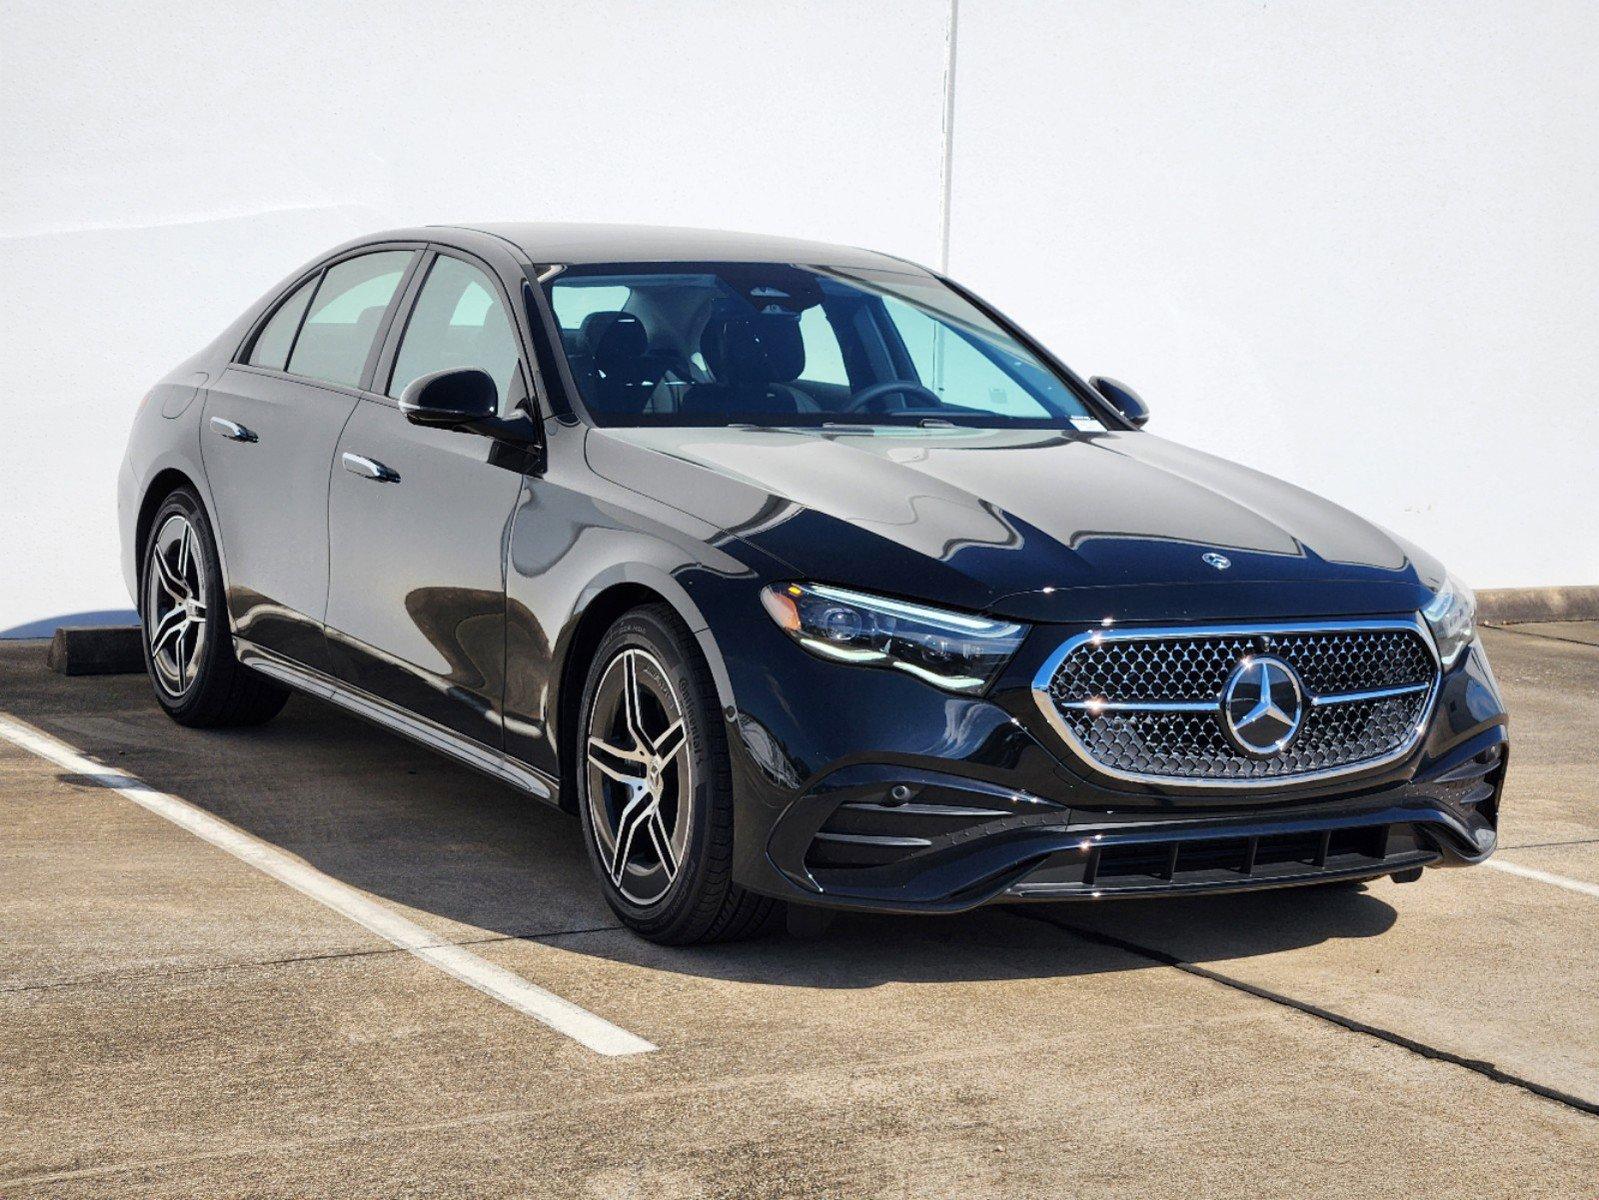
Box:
424 222 932 273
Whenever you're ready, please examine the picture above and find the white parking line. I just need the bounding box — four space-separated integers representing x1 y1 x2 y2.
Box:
0 714 655 1058
1486 857 1599 900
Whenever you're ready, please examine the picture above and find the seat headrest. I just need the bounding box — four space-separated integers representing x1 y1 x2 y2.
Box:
580 311 650 379
700 311 805 387
355 305 385 336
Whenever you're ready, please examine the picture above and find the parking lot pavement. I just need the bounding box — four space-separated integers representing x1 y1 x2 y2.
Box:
2 627 1598 1197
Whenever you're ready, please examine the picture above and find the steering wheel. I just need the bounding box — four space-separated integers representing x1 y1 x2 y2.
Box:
844 380 944 414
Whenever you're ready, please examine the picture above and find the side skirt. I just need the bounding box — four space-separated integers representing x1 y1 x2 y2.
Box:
236 638 561 805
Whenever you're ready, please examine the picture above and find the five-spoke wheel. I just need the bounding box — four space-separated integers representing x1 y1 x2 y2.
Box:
144 513 208 697
139 488 287 727
585 647 692 907
575 604 776 943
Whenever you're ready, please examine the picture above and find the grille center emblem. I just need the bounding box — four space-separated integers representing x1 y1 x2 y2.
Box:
1221 656 1304 757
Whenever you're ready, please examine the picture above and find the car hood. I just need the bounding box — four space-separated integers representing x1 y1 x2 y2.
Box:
585 426 1444 624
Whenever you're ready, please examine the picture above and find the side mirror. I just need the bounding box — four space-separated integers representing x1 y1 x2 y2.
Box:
399 367 498 430
1090 376 1150 427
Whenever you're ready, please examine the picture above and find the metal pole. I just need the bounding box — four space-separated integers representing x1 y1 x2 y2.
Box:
934 0 959 392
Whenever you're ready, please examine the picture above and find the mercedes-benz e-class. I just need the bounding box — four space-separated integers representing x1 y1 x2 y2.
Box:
119 224 1507 943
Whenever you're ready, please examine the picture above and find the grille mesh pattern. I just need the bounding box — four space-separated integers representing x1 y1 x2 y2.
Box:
1045 626 1436 782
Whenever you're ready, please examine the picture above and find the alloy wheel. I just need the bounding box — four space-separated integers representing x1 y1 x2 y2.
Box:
585 647 692 907
144 513 208 697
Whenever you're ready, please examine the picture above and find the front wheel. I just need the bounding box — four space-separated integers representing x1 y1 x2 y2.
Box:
576 604 775 944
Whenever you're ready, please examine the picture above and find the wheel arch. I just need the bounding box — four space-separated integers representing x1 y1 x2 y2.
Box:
549 569 734 814
134 468 207 613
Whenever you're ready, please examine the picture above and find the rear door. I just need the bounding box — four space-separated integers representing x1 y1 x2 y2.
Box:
324 248 533 749
201 248 418 673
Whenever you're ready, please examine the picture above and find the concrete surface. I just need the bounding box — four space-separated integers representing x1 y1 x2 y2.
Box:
1499 620 1599 648
2 627 1598 1197
1477 586 1599 625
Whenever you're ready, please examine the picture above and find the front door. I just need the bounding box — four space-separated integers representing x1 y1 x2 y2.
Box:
325 250 533 749
201 249 415 672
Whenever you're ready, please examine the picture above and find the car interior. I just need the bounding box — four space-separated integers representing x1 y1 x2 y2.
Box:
548 263 1096 427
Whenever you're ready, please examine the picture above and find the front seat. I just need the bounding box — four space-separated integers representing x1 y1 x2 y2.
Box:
578 311 660 415
681 312 815 416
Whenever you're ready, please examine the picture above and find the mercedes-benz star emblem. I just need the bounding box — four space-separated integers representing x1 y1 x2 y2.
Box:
1202 552 1231 571
1221 656 1304 757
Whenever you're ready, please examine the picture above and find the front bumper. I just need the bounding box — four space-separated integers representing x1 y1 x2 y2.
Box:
716 607 1508 913
760 734 1502 912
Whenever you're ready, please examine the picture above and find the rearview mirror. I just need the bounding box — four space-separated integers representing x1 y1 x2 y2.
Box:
399 367 498 429
1090 376 1150 427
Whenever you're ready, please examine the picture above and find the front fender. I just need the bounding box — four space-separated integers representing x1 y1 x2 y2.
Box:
504 425 787 783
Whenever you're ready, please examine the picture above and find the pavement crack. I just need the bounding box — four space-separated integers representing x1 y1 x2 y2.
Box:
0 1031 1082 1188
1 923 624 996
1014 909 1599 1121
1483 624 1599 651
1501 836 1599 851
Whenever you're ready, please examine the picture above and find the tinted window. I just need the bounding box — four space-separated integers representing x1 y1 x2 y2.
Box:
389 256 522 403
551 284 631 332
880 296 1053 419
286 251 411 388
796 306 848 386
248 277 316 370
544 262 1096 428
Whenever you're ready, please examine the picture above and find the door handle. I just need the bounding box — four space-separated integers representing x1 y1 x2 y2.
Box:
209 416 257 443
342 452 400 483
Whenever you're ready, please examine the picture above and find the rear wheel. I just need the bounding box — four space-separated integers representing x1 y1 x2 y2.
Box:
141 489 288 728
576 604 775 944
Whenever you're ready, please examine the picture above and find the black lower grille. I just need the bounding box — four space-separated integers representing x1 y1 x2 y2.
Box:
1089 826 1390 883
1431 745 1505 826
1011 823 1430 896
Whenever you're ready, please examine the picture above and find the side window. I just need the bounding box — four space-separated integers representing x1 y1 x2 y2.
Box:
285 251 412 388
247 276 317 370
388 256 523 404
797 306 849 386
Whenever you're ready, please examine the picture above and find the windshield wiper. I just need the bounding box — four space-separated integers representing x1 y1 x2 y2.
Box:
816 417 960 430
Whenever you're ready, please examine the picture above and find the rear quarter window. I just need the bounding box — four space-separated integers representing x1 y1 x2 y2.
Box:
247 277 317 371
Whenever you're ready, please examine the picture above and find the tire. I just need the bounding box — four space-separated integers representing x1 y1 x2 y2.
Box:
140 488 289 728
575 603 776 944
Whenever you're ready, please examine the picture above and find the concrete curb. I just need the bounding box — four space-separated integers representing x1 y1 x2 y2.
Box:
46 626 144 676
1476 585 1599 625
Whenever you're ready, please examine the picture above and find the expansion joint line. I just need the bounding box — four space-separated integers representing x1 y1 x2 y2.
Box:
1013 909 1599 1120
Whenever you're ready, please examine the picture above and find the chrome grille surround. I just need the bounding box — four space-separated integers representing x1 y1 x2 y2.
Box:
1031 618 1441 788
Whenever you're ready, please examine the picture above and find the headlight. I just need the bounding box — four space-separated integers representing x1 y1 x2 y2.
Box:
760 583 1026 693
1423 575 1476 668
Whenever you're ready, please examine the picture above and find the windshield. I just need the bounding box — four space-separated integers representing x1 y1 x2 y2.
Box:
543 261 1105 429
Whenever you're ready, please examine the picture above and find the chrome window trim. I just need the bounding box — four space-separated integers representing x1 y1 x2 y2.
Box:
1029 615 1442 791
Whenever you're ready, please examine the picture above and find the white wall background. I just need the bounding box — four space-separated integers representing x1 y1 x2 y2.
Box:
1 0 1594 634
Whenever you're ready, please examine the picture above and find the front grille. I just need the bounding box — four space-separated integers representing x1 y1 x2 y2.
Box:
1036 621 1439 786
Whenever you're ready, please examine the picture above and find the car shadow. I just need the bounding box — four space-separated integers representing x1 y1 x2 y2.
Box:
40 681 1399 990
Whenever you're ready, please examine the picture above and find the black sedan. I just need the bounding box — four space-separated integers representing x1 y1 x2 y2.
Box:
118 223 1508 943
